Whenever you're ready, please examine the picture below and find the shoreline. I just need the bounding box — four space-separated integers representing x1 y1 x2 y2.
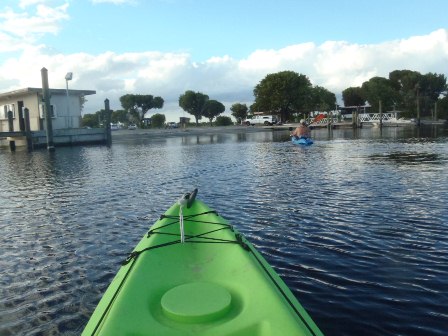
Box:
111 125 288 140
109 119 445 141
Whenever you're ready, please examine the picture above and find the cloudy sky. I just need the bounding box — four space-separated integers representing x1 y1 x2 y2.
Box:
1 0 447 121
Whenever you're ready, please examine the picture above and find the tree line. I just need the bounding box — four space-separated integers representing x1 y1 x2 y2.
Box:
82 69 448 128
343 70 448 118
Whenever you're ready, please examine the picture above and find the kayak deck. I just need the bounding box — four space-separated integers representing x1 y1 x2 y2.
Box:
82 195 323 336
291 137 314 146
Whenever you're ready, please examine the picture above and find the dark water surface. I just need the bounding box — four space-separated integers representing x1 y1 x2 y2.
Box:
1 125 447 335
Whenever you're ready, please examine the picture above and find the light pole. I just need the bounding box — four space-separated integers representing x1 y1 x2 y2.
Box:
65 72 73 128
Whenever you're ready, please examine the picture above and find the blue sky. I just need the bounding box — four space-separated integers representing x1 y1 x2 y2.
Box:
1 0 448 120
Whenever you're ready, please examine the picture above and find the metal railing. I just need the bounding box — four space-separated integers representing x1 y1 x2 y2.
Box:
358 113 397 122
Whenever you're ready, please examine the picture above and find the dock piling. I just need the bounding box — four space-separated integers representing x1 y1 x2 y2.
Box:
24 108 33 151
41 67 55 151
7 111 15 151
105 99 112 146
379 100 383 128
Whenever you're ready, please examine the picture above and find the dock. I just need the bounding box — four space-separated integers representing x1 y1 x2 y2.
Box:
0 128 110 150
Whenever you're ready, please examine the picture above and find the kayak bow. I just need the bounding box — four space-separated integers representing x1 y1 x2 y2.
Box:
82 189 323 336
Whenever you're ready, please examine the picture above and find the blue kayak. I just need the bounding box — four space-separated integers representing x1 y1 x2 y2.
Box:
291 137 313 146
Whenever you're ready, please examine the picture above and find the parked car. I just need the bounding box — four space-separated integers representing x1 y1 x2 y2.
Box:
166 122 178 129
244 115 278 126
110 123 120 130
128 124 137 130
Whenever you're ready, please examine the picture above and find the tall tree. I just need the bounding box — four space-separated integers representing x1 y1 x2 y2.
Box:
230 103 248 124
341 70 448 118
389 69 421 93
419 72 448 117
202 100 225 125
81 113 98 128
389 70 447 117
361 77 399 112
253 71 312 122
178 90 209 125
119 94 164 125
437 94 448 119
150 113 166 128
309 86 336 111
389 70 422 115
342 87 365 106
249 102 261 114
215 115 233 126
111 109 128 123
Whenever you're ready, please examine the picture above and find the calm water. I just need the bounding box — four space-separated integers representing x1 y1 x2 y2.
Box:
1 125 447 336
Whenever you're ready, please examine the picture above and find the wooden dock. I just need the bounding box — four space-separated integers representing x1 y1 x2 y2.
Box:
0 128 109 151
1 98 112 151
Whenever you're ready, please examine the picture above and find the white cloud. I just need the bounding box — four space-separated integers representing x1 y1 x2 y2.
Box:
239 42 315 73
0 3 69 52
19 0 53 9
90 0 137 4
0 28 447 121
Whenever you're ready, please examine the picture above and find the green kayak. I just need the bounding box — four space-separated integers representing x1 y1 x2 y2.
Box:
82 189 323 336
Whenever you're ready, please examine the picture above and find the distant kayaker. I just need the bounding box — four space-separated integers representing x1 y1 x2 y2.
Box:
291 119 311 139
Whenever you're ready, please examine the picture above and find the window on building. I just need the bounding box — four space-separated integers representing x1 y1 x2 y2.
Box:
39 104 57 118
0 104 16 119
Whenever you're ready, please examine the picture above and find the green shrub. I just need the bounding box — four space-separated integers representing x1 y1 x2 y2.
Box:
214 116 233 126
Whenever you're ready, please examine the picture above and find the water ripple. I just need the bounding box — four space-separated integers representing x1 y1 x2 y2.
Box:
1 127 447 335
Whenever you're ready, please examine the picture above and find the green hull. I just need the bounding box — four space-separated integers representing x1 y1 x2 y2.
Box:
82 192 323 336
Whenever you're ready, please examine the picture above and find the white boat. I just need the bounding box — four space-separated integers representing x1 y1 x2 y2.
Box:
372 118 415 127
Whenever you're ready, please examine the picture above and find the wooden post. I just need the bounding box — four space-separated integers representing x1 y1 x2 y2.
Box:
41 67 55 151
354 106 359 128
7 111 15 151
379 100 383 128
357 108 361 128
24 107 33 151
434 102 437 121
416 97 420 126
105 98 112 146
415 85 421 127
327 111 332 130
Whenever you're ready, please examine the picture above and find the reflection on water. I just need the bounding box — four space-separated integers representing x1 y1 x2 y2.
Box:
0 125 447 336
369 152 445 165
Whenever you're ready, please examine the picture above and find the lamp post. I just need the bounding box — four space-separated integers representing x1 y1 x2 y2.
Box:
65 72 73 128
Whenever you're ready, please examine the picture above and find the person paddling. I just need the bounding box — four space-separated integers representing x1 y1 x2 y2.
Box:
291 119 311 139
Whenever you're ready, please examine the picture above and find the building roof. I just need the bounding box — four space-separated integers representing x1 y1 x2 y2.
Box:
0 87 96 99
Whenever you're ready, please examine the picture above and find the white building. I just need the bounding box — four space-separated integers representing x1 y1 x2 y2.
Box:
0 87 96 132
